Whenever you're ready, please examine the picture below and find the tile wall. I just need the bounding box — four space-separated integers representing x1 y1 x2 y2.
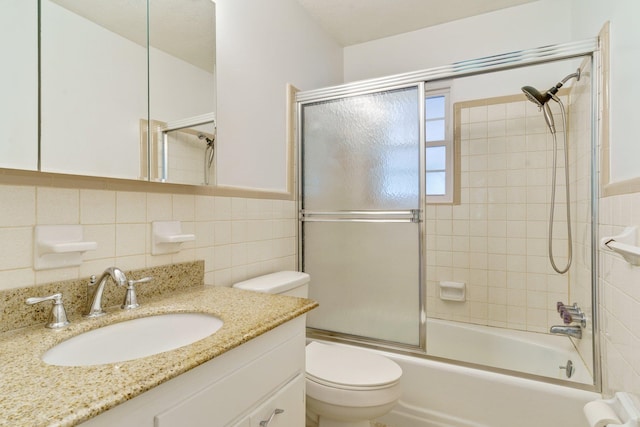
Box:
0 184 297 291
426 88 589 334
599 193 640 396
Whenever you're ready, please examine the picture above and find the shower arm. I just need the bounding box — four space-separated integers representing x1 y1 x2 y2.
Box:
547 68 581 97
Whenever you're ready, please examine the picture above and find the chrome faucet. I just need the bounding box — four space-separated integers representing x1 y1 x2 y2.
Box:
85 267 127 317
550 324 582 339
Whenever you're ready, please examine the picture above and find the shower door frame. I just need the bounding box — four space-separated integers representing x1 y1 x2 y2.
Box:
297 37 602 392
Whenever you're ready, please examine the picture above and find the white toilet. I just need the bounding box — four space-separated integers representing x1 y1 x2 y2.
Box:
233 271 402 427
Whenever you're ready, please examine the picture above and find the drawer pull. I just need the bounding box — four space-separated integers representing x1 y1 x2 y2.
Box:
259 408 284 426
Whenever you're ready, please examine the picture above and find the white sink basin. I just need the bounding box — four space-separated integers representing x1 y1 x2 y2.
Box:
42 313 224 366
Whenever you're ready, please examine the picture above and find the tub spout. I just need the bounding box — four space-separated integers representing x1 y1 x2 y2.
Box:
550 324 582 339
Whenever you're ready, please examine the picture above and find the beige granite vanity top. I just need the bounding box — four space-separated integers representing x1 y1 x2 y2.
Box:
0 286 318 427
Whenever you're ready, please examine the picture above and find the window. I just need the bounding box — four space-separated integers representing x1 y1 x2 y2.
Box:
425 85 454 203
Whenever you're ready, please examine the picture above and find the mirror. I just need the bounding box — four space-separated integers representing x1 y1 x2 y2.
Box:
37 0 216 183
148 0 217 185
1 1 38 171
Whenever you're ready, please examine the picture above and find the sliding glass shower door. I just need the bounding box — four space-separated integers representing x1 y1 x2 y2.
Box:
300 85 424 347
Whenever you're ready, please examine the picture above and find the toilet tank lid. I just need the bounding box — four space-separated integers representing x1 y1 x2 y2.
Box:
232 271 310 294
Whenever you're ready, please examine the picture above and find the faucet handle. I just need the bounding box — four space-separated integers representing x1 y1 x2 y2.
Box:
121 276 153 310
556 301 578 312
26 293 70 329
562 310 587 327
560 305 581 315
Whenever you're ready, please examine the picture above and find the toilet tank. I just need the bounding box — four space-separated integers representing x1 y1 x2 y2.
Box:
232 271 310 298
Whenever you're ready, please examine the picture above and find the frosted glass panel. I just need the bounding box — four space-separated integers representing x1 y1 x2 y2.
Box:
301 85 422 347
305 222 420 346
302 87 420 211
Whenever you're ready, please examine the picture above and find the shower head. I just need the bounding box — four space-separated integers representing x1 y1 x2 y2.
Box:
521 68 581 107
521 68 581 134
521 85 552 108
522 85 556 133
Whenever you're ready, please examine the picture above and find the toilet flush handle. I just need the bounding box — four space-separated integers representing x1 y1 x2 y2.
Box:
259 408 284 426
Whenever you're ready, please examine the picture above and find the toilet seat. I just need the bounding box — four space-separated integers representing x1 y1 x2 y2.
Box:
306 342 402 390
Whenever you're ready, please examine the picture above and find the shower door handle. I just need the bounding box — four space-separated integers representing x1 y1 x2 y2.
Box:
300 209 421 223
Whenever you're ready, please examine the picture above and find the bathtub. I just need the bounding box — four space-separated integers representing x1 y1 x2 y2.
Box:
312 319 600 427
426 318 593 384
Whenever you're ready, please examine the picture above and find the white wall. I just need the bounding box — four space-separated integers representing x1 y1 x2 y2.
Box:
343 0 573 83
215 0 343 192
569 0 640 183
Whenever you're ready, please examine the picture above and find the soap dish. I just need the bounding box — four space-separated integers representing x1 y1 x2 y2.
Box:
439 281 466 302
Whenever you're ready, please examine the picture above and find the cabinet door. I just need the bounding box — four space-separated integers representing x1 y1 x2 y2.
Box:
249 375 305 427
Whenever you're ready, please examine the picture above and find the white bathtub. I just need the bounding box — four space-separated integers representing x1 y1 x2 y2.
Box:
375 349 599 427
312 320 600 427
426 318 593 384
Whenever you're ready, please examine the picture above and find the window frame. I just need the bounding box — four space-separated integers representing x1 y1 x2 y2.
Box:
425 82 455 204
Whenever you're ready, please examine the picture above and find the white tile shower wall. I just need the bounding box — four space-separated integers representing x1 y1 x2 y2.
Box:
426 91 590 333
599 193 640 397
0 184 297 291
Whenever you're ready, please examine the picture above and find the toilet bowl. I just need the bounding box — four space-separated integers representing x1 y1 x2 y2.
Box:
233 271 402 427
305 341 402 427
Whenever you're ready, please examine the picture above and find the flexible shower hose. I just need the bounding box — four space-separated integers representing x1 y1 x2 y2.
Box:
548 97 573 274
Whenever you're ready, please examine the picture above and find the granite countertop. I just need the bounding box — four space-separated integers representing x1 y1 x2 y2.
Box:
0 286 318 427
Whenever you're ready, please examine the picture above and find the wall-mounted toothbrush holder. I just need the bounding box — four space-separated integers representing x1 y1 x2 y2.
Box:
152 221 195 255
439 281 466 302
34 225 98 270
600 226 640 266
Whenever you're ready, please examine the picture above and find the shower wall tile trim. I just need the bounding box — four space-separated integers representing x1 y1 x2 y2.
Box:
0 185 297 291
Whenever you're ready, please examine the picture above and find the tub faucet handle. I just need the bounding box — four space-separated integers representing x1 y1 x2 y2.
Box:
556 301 578 312
25 292 70 329
562 311 587 327
560 305 581 316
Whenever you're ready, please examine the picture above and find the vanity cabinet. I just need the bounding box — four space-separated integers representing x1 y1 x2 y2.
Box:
80 316 306 427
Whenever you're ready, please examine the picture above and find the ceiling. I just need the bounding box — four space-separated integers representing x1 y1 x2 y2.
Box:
295 0 540 46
